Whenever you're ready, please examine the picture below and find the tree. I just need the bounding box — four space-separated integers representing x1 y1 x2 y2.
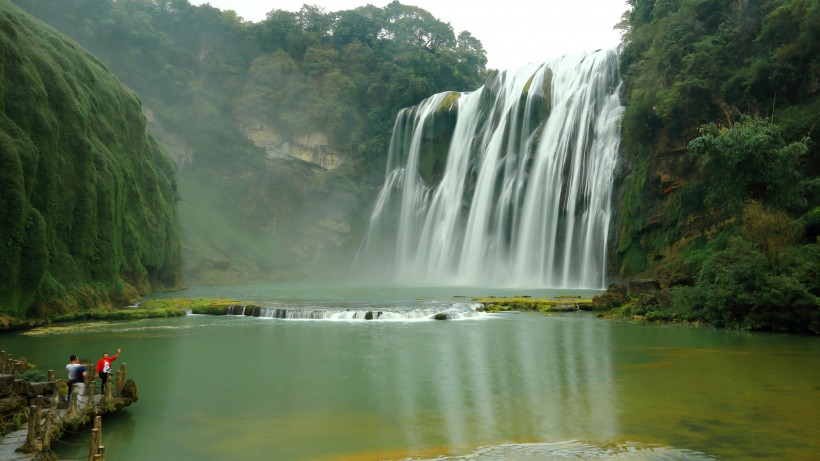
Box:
687 116 811 212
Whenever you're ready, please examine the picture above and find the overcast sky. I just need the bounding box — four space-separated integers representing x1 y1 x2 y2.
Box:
189 1 630 71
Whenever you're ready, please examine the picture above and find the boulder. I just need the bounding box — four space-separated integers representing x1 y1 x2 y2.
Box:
121 379 139 403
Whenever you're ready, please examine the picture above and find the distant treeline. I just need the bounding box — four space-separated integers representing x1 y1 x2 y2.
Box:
13 0 488 174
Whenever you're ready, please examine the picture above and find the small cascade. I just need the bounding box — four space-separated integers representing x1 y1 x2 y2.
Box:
354 49 623 289
218 303 484 321
226 305 247 315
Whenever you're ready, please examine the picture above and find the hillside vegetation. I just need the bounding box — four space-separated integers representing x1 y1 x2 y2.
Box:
0 0 182 322
613 0 819 332
12 0 488 284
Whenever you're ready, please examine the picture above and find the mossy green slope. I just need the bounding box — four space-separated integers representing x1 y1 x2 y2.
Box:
0 0 182 320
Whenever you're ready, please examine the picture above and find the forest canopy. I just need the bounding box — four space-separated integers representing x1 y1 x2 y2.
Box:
615 0 819 333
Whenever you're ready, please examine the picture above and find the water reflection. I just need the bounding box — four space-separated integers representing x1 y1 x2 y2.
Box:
6 307 814 460
409 440 715 460
364 314 618 455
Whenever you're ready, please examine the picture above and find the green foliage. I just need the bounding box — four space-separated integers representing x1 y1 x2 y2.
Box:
688 116 811 212
0 0 182 319
19 369 46 382
621 0 819 143
669 236 820 333
796 207 820 242
616 0 819 333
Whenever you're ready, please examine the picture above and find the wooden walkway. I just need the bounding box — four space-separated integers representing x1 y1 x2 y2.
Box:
0 362 136 461
0 394 115 461
0 430 31 460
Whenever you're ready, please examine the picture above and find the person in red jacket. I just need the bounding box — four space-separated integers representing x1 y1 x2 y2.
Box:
95 348 121 394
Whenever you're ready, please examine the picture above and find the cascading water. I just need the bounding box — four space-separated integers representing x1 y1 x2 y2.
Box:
222 302 484 321
354 49 623 289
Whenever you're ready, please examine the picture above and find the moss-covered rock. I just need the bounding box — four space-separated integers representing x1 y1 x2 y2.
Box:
474 297 594 313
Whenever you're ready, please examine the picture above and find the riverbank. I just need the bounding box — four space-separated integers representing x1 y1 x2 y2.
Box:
0 299 229 334
2 279 791 334
0 288 684 334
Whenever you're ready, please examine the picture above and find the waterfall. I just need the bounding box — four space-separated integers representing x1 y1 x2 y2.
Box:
354 49 623 289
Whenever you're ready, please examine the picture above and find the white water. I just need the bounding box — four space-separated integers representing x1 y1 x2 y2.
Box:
355 49 623 289
224 302 485 321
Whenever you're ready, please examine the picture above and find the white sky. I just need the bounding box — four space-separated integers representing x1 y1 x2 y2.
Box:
189 1 630 71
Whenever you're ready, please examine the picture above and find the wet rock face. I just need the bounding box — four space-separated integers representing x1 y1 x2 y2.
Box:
591 283 629 309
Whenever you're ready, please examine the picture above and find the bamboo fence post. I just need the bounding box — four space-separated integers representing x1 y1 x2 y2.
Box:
21 405 38 452
87 428 99 461
34 395 44 439
87 416 102 461
83 380 95 413
13 360 20 379
87 365 97 396
42 410 53 454
47 369 54 382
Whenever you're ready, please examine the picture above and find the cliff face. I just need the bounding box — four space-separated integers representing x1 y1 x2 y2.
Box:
238 118 348 170
0 1 183 319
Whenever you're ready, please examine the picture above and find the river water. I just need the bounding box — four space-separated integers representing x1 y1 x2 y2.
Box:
2 284 817 460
